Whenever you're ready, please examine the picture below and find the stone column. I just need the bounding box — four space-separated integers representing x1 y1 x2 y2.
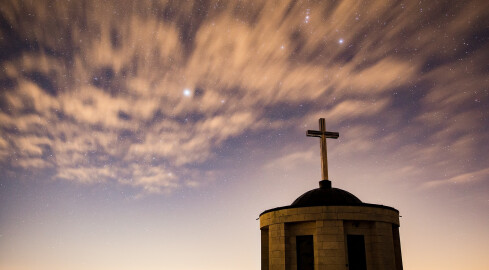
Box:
371 221 396 270
269 223 287 270
392 225 403 270
316 220 346 270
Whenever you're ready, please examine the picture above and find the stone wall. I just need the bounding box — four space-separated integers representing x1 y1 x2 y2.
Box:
260 206 402 270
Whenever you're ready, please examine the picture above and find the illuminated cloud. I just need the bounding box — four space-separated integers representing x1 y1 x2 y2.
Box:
0 0 487 194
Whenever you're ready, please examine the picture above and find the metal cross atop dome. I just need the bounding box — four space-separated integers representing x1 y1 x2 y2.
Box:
306 118 339 181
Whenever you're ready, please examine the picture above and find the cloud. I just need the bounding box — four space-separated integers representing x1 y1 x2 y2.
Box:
0 0 487 194
324 97 391 121
421 167 489 189
264 149 316 171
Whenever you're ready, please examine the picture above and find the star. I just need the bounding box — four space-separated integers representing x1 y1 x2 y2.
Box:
183 88 192 97
339 38 344 44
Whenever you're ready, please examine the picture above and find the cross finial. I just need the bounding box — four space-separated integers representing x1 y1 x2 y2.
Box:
306 118 339 181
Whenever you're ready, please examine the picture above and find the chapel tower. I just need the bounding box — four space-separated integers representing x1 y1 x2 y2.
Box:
259 118 403 270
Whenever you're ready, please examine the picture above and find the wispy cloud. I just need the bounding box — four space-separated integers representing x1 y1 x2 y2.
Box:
421 167 489 189
1 0 487 194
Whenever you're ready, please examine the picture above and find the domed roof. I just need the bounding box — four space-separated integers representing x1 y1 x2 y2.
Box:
291 180 362 207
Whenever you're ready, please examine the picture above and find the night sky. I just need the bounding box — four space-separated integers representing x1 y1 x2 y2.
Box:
1 1 488 269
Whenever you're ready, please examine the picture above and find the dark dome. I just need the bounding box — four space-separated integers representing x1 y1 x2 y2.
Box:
291 180 362 207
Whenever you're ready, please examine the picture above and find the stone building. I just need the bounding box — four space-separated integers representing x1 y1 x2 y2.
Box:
259 119 403 270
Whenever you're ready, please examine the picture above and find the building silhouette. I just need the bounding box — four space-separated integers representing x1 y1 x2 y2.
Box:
259 119 403 270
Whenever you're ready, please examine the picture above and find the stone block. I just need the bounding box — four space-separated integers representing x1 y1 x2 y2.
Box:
317 253 346 264
318 225 343 235
287 208 298 215
270 262 285 270
323 206 338 213
304 213 319 220
307 207 323 214
322 241 341 249
337 212 369 220
319 212 338 219
295 214 307 221
317 234 344 243
271 250 283 257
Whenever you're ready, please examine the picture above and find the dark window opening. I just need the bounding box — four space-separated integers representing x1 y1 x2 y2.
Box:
347 234 367 270
261 229 269 270
296 235 314 270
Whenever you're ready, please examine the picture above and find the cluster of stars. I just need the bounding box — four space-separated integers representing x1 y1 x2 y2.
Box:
304 9 310 24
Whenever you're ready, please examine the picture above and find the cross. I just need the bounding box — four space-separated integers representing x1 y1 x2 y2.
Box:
306 118 339 181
